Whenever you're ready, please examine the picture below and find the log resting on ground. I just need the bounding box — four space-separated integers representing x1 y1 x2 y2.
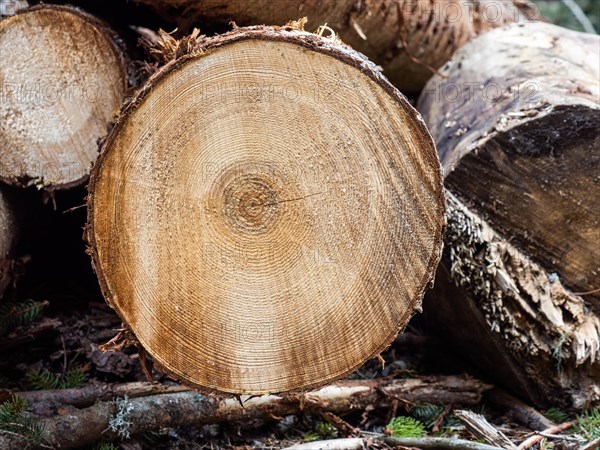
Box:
419 22 600 308
418 22 600 409
0 5 127 189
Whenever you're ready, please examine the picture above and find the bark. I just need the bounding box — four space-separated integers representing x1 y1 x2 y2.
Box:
425 192 600 408
383 436 507 450
418 22 600 309
0 375 490 449
0 187 18 299
15 381 189 409
134 0 537 94
0 5 127 190
86 25 445 395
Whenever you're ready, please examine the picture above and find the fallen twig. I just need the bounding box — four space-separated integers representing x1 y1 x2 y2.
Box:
456 409 518 449
561 0 597 34
0 317 60 354
383 436 508 450
284 438 365 450
15 381 190 408
517 421 575 450
581 438 600 450
0 374 490 449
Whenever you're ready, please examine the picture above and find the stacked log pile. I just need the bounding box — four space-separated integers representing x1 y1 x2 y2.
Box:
0 0 597 435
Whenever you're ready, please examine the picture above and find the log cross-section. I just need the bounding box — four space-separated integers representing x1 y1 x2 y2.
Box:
87 26 445 395
0 5 127 189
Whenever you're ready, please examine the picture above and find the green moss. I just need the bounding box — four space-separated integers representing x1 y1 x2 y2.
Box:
303 421 338 442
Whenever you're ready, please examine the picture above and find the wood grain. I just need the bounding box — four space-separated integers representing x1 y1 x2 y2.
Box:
0 5 127 189
87 26 445 394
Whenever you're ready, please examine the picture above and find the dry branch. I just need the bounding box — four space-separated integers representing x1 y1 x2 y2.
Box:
456 409 518 449
485 388 555 431
383 436 507 450
1 375 490 449
15 382 189 408
517 421 575 450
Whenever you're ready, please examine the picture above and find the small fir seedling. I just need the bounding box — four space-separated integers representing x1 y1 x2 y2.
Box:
303 421 338 442
385 416 426 438
0 395 45 446
575 406 600 440
26 368 88 390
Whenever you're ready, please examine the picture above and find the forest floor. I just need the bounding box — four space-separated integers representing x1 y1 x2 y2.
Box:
1 259 596 449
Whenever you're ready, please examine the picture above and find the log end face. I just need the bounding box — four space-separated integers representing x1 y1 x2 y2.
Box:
88 31 445 395
0 5 127 189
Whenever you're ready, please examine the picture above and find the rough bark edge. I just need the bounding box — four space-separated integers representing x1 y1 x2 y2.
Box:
86 25 446 397
0 4 129 191
443 190 600 408
0 375 489 449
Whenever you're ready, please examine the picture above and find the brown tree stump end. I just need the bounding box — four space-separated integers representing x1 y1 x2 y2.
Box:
134 0 536 94
87 26 445 395
0 5 127 190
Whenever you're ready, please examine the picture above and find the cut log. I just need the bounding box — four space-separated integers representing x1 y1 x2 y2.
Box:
0 5 127 190
427 192 600 408
418 22 600 309
418 22 600 408
0 187 18 298
134 0 536 94
87 26 445 395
